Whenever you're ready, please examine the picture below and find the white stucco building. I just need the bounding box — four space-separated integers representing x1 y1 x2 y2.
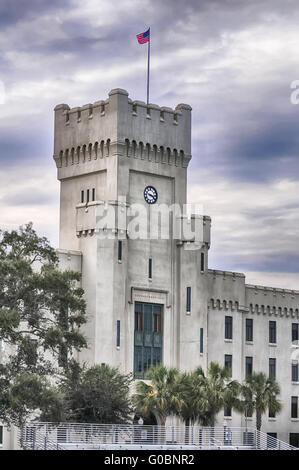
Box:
1 88 299 448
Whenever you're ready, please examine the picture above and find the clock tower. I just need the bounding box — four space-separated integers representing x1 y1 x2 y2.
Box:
54 88 211 375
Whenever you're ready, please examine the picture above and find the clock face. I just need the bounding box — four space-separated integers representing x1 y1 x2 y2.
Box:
144 186 158 204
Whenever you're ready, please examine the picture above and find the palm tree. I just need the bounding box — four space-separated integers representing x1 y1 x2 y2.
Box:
177 370 208 444
194 362 241 428
132 364 181 426
241 372 282 432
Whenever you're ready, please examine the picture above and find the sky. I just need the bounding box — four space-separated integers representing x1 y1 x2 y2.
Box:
0 0 299 289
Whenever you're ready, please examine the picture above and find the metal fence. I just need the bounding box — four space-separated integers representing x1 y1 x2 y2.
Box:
19 422 298 450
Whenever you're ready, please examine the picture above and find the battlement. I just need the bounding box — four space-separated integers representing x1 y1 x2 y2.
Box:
53 88 192 172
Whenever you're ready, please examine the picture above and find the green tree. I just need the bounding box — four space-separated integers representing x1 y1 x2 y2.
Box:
241 372 282 431
48 363 133 424
132 365 181 426
194 362 241 427
0 223 87 426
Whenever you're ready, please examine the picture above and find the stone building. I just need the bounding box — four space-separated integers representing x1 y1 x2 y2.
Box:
53 88 299 445
1 88 299 449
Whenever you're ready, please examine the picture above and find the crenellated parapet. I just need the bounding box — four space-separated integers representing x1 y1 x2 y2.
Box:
53 88 192 177
246 284 299 318
209 283 299 318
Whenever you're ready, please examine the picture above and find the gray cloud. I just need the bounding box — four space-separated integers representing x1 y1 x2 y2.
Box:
0 0 298 286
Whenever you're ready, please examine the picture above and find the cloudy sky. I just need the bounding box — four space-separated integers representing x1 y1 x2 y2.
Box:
0 0 299 289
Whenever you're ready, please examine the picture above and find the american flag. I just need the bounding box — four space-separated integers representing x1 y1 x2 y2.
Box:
136 28 150 44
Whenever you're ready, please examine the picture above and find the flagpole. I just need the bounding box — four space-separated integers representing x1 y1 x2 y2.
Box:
147 28 150 105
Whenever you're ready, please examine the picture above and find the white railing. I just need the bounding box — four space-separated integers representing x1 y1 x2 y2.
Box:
19 422 298 451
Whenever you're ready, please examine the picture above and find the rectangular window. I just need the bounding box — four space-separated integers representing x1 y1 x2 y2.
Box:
269 358 276 379
290 433 299 448
86 189 90 204
200 328 203 353
246 318 253 342
269 321 277 344
245 357 253 377
92 188 95 201
225 354 232 376
225 316 233 340
292 362 299 382
292 323 299 342
269 408 276 418
134 302 163 379
291 396 298 419
186 287 191 313
0 425 2 445
201 252 205 272
116 320 120 348
81 190 84 203
149 258 152 279
118 240 122 262
224 407 232 417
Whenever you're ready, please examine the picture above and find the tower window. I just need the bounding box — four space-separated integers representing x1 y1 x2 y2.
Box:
134 302 163 379
200 328 203 353
201 252 205 272
86 189 90 204
186 287 191 313
81 190 84 203
92 188 95 201
148 258 152 279
116 320 120 348
118 241 122 262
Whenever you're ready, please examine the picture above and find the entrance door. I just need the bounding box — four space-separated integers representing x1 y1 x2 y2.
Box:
134 302 163 379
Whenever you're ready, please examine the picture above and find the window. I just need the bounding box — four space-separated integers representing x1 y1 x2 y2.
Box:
92 188 95 201
224 354 232 376
224 407 232 417
86 189 90 204
81 190 84 203
225 316 233 340
292 323 299 342
269 358 276 379
0 425 2 445
154 312 162 333
116 320 120 348
134 302 163 379
201 252 205 272
186 287 191 313
200 328 203 353
269 321 276 344
246 318 253 342
290 433 299 448
292 361 299 382
118 240 122 262
291 396 298 418
245 357 253 377
269 408 276 418
149 258 152 279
